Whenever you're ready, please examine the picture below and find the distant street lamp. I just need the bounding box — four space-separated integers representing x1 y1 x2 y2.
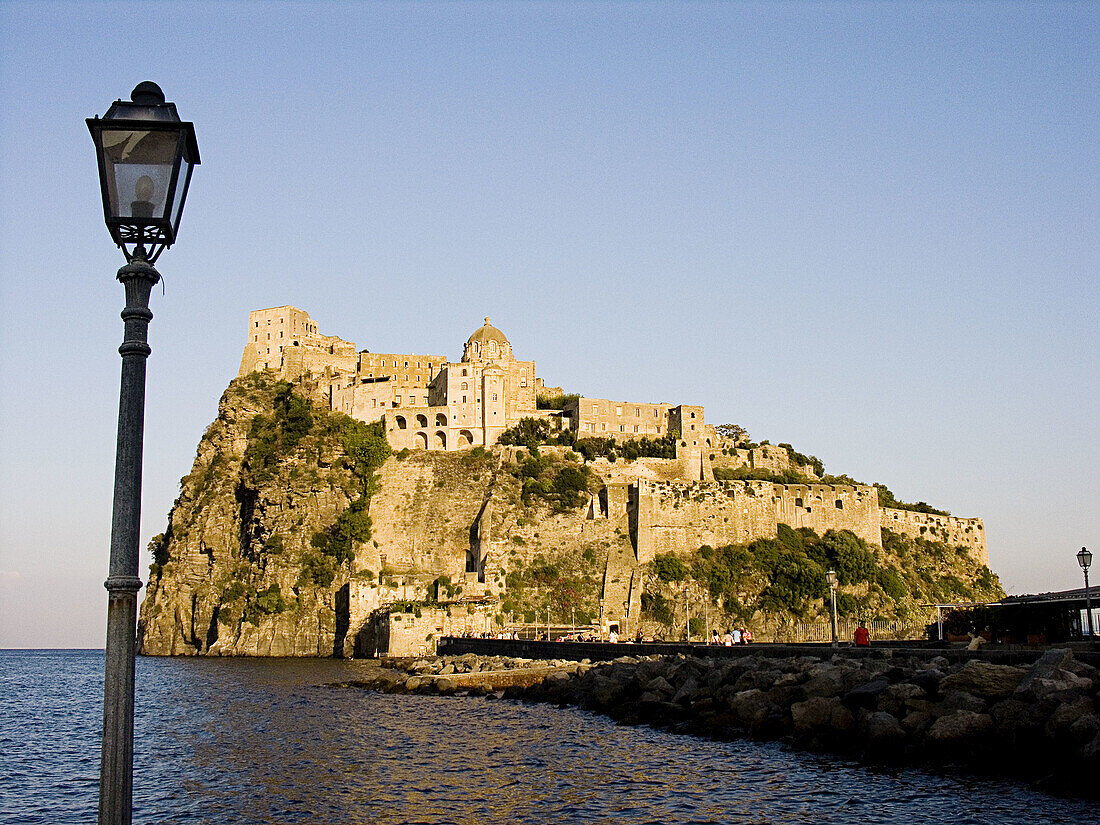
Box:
1078 547 1094 640
684 584 691 642
88 81 199 825
825 570 839 648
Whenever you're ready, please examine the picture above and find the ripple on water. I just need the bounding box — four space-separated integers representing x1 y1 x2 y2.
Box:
2 652 1099 825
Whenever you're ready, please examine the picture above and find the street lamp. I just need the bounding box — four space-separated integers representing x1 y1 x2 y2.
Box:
88 82 199 825
825 570 839 648
1078 547 1094 640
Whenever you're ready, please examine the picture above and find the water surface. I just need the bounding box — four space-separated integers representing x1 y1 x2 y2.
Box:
1 650 1096 824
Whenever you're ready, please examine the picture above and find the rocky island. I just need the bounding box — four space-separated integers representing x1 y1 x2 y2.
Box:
139 309 1002 657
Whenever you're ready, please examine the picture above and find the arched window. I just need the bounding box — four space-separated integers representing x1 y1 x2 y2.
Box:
487 341 497 357
395 416 407 430
434 431 447 449
461 382 468 390
435 413 447 426
461 368 468 376
416 414 428 428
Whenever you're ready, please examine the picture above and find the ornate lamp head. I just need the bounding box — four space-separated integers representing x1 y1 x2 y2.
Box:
88 82 200 262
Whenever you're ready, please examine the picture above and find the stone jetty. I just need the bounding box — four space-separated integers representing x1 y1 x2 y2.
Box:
338 647 1100 796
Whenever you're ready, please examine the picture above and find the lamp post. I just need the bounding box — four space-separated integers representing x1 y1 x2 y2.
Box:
1078 547 1094 640
825 570 839 648
684 583 691 642
88 82 198 825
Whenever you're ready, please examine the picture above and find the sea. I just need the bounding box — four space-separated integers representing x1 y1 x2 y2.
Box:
1 650 1097 825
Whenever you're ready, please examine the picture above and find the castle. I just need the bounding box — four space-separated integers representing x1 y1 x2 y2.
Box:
238 305 714 456
238 306 987 568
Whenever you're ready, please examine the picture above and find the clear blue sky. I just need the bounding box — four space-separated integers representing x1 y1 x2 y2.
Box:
1 2 1096 648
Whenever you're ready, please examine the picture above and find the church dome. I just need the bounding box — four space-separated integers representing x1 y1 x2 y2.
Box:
463 317 512 362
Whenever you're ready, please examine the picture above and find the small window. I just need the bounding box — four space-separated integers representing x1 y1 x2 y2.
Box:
462 369 468 376
462 396 467 403
492 393 498 402
461 382 468 390
795 498 804 507
835 500 843 509
690 411 696 418
616 406 622 415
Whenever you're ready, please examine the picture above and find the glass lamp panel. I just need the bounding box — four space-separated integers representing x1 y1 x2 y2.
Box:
169 156 194 233
101 129 178 220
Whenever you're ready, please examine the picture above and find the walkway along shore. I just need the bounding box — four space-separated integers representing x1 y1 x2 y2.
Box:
333 641 1100 798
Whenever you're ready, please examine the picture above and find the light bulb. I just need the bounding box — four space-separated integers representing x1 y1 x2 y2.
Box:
135 175 154 202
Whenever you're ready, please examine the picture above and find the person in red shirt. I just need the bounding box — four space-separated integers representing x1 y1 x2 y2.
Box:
854 622 870 646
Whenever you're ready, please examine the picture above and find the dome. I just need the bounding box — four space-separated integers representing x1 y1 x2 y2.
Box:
463 317 513 363
466 317 510 347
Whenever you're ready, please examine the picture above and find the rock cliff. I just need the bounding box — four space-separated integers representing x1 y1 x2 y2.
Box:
139 373 389 656
138 374 622 656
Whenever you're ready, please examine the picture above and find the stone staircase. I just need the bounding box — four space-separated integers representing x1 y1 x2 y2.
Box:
601 529 642 634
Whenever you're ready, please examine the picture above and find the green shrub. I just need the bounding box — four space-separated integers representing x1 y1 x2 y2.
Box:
875 483 949 516
876 568 907 600
777 443 825 476
297 551 337 588
713 466 813 484
536 392 580 410
836 592 859 616
641 591 674 625
252 582 288 615
652 553 688 582
820 530 876 586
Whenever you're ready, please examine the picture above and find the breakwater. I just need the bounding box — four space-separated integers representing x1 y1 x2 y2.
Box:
343 643 1100 798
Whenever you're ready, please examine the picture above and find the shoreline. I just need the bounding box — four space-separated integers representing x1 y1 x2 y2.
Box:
335 645 1100 799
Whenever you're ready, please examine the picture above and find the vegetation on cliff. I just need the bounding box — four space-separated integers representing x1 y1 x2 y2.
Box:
641 526 1002 638
498 417 679 462
140 372 389 655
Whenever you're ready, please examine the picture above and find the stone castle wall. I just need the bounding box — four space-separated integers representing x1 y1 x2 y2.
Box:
632 480 780 563
881 508 988 565
627 479 989 564
773 483 880 544
710 443 820 479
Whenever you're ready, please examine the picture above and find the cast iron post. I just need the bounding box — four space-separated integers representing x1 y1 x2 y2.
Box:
99 252 160 825
1078 547 1094 645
